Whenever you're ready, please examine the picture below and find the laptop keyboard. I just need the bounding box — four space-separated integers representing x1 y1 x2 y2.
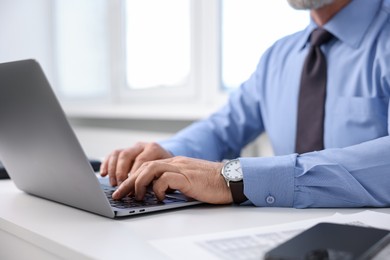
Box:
102 184 185 209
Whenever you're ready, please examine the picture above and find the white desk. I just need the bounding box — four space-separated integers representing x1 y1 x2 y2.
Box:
1 179 389 260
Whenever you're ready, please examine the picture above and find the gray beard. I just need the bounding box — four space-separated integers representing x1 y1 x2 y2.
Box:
287 0 335 10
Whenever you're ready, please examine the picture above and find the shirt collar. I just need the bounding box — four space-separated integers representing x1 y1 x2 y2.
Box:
297 23 317 51
298 0 383 50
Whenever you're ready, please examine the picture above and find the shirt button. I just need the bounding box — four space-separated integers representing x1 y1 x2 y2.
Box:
266 195 275 205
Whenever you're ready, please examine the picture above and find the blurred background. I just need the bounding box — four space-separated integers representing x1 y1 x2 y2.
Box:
0 0 308 159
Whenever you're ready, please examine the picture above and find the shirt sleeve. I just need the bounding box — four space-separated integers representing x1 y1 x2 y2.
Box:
159 67 265 162
241 133 390 208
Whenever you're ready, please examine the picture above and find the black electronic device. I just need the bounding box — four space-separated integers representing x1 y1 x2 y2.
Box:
264 222 390 260
0 161 8 179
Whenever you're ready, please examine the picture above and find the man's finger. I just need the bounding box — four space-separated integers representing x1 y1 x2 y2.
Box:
112 156 184 200
99 154 109 177
130 143 172 175
115 147 142 184
134 161 179 200
112 162 150 200
107 150 121 186
130 153 148 176
152 172 189 201
112 177 133 200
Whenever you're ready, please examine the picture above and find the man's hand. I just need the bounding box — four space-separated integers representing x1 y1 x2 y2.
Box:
100 142 173 186
112 156 233 205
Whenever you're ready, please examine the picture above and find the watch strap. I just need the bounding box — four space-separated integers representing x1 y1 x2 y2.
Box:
230 181 248 204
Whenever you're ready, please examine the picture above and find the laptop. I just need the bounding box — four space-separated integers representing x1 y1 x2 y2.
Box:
0 59 201 218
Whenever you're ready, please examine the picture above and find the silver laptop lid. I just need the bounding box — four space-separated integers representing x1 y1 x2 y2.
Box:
0 59 114 218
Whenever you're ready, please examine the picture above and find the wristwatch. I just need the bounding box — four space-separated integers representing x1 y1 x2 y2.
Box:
221 159 248 204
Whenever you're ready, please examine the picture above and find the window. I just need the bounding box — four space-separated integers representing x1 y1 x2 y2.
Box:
54 0 109 99
125 0 191 90
222 0 308 89
53 0 309 115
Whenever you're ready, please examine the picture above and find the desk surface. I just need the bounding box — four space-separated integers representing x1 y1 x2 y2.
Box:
1 180 389 259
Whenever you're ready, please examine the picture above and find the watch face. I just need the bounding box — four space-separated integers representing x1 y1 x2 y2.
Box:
223 159 243 182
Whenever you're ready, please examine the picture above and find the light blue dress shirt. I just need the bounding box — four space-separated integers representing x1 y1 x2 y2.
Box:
160 0 390 208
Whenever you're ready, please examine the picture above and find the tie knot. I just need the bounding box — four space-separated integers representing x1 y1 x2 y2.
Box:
310 28 333 47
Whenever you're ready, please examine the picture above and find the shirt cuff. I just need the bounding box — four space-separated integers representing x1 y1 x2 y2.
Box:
240 154 297 207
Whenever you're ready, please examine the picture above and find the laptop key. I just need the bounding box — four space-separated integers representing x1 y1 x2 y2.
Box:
101 183 187 209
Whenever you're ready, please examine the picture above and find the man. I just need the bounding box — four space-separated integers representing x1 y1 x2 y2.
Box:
100 0 390 208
